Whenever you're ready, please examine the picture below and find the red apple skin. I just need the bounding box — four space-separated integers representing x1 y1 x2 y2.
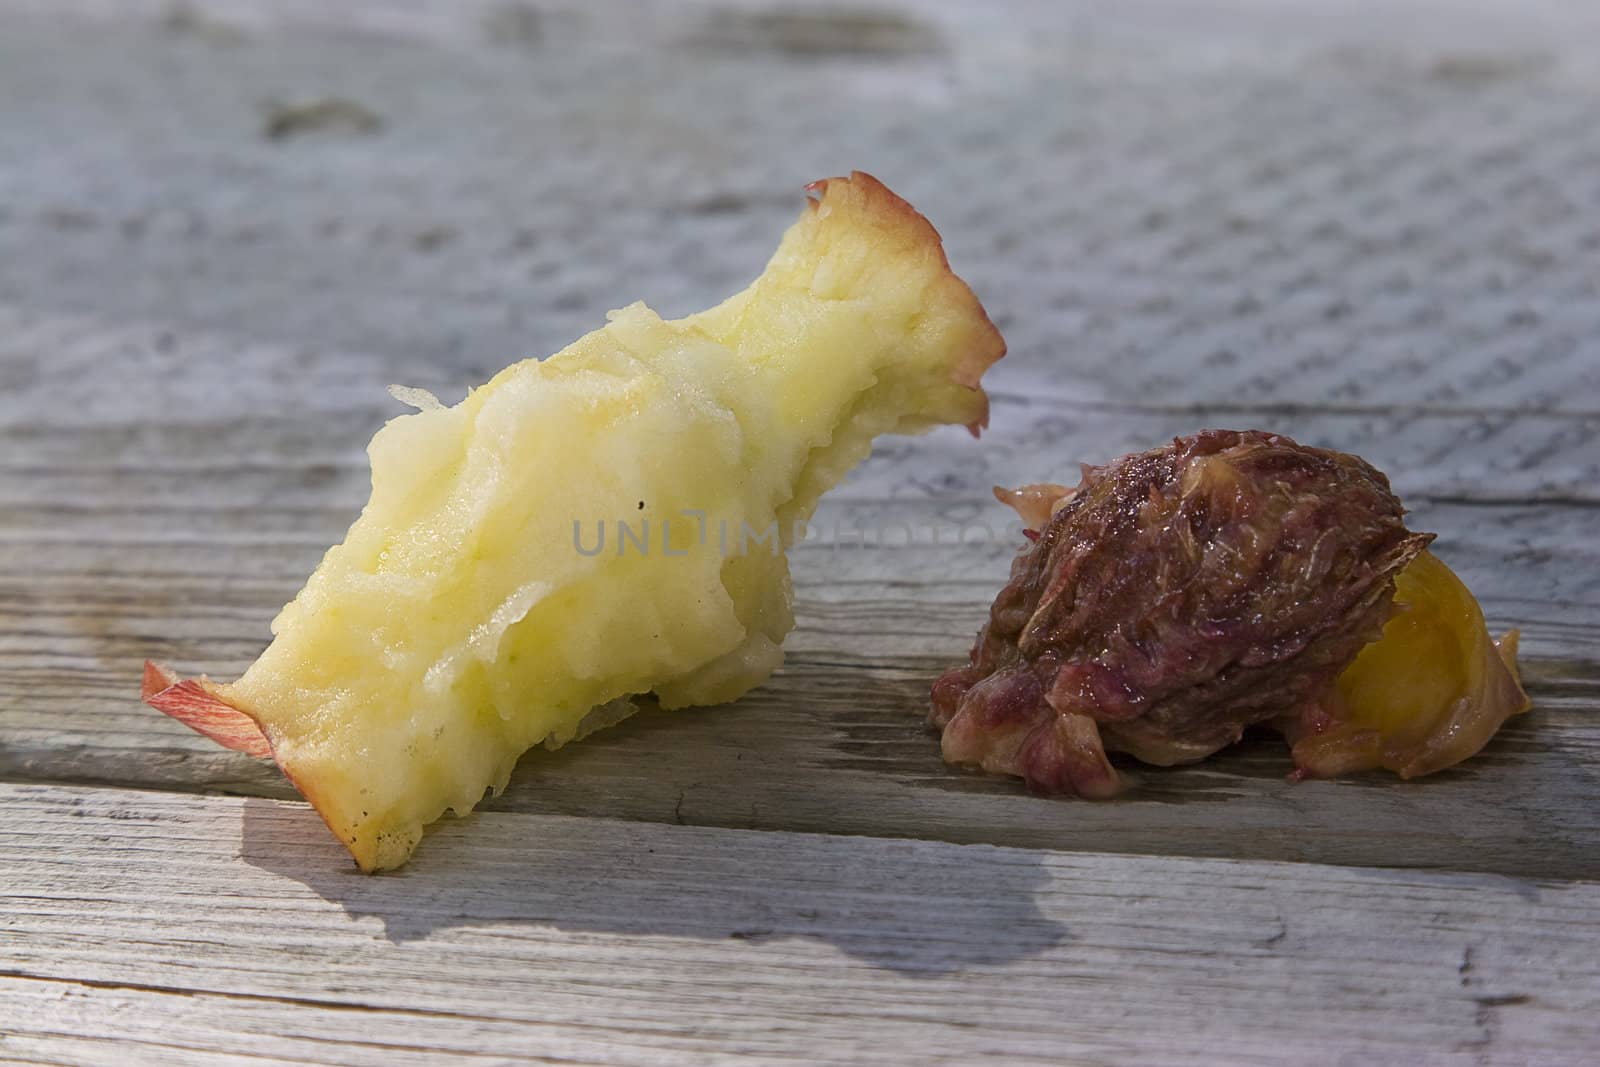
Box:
141 661 272 758
142 660 391 871
804 173 1003 437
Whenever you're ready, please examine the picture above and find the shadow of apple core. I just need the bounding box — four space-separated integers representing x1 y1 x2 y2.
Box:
238 797 1070 977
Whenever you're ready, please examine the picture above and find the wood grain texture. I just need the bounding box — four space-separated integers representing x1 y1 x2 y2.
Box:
4 646 1598 882
3 0 1600 1062
4 466 1597 878
1 305 1597 879
2 1 1599 432
3 783 1599 1066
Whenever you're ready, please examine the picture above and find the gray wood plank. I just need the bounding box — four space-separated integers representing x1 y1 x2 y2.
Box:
2 307 1597 879
2 2 1599 1060
5 654 1596 882
3 465 1597 879
2 782 1598 1066
0 0 1597 421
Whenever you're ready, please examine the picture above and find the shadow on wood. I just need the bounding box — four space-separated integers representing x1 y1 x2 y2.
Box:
236 797 1072 976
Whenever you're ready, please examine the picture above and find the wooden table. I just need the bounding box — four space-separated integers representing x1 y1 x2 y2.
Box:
3 2 1597 1063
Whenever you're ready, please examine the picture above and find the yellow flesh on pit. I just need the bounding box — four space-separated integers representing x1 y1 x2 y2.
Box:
1306 549 1531 778
215 174 1002 870
1339 550 1479 733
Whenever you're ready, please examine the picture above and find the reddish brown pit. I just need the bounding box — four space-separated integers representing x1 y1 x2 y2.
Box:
930 429 1432 795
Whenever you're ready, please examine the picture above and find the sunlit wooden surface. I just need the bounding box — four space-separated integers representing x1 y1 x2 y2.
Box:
2 1 1597 1063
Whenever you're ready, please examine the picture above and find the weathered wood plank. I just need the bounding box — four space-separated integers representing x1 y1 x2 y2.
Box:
0 5 1595 1064
2 312 1596 876
1 0 1598 423
3 283 1595 883
0 978 552 1067
4 653 1595 882
4 302 1598 504
2 0 1599 1062
3 477 1597 879
2 783 1598 1066
6 489 1593 649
